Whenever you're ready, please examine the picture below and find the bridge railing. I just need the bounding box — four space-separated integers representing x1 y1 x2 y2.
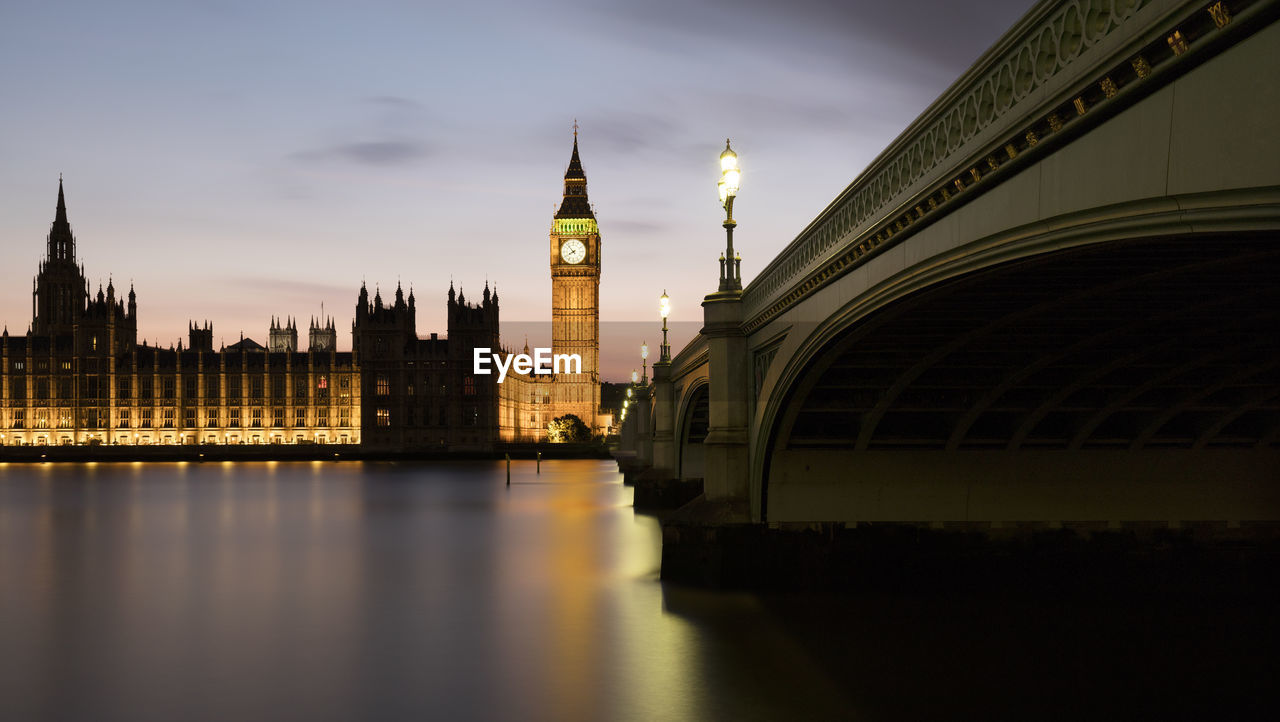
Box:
740 0 1242 332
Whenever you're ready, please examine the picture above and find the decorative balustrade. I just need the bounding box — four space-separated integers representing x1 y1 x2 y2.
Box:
739 0 1256 332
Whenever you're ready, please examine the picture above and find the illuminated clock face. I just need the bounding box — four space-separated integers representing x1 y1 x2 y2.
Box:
560 239 587 264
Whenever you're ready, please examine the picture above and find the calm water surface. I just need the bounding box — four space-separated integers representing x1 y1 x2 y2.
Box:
1 460 1274 720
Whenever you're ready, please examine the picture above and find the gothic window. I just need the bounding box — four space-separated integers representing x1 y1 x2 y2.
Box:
184 408 196 428
162 408 175 428
250 377 263 402
141 409 153 428
229 408 241 428
251 408 263 427
318 409 329 426
162 378 175 400
272 376 286 400
377 408 390 427
10 378 25 400
273 408 285 427
464 376 475 396
185 376 197 399
117 409 129 428
10 360 23 372
294 408 306 427
205 376 219 398
376 375 390 396
140 377 153 400
317 376 330 401
206 409 219 427
228 377 241 399
339 408 350 427
294 377 308 400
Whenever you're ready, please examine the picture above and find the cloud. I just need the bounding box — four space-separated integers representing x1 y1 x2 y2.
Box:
220 276 353 302
606 218 667 234
585 112 683 153
586 0 1034 72
288 139 431 166
365 95 422 111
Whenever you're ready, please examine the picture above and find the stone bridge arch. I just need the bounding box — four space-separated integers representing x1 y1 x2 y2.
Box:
752 219 1280 524
676 380 710 482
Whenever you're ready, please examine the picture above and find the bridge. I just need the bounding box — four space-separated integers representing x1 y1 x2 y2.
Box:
618 0 1280 565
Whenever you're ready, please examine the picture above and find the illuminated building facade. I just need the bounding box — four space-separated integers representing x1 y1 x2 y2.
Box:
0 181 358 446
497 133 611 440
3 154 610 449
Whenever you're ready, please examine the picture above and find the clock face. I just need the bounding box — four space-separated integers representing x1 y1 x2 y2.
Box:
560 239 587 264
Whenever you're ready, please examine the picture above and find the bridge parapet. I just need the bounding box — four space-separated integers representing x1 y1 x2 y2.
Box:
741 0 1267 332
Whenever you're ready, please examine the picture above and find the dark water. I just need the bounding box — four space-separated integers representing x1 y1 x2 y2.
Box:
1 461 1275 721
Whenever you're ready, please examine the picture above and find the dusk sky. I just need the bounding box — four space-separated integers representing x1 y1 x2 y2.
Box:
1 0 1032 378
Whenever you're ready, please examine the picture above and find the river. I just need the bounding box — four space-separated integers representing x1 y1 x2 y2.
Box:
0 460 1273 720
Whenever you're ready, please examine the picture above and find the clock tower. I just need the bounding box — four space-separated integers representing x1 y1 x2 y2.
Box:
549 129 602 428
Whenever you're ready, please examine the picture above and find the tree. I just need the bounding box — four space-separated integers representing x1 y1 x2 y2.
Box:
547 414 591 443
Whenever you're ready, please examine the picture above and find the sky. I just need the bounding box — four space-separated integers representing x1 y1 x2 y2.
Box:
0 0 1033 379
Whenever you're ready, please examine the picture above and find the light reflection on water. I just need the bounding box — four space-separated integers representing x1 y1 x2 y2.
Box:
0 461 852 721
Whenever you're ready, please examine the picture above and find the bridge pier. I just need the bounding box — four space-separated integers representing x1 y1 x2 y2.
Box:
699 290 750 516
650 359 676 476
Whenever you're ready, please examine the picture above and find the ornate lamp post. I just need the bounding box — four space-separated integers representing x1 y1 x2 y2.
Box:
717 139 742 292
659 291 671 362
640 343 649 385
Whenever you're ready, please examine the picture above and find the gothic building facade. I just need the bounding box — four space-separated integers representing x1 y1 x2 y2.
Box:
0 181 361 445
2 135 608 449
496 132 609 440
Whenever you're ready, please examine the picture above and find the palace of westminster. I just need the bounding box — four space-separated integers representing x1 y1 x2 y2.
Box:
0 137 608 448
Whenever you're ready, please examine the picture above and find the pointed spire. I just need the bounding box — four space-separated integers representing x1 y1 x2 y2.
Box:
448 279 456 304
556 126 594 220
47 176 75 262
56 175 67 225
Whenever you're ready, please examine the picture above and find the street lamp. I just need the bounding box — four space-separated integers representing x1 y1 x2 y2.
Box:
718 139 742 291
631 370 638 385
659 290 671 362
640 343 649 384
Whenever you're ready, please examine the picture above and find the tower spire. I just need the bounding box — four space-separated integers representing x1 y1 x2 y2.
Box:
47 176 75 262
556 126 593 220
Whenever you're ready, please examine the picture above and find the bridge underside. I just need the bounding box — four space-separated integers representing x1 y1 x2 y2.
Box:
766 235 1280 524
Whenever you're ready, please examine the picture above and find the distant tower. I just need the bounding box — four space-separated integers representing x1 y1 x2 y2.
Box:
32 178 90 336
308 316 336 352
188 321 214 352
268 316 298 352
549 127 602 427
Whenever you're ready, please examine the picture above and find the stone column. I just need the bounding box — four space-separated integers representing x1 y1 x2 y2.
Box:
636 383 653 467
650 360 676 477
701 290 749 504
